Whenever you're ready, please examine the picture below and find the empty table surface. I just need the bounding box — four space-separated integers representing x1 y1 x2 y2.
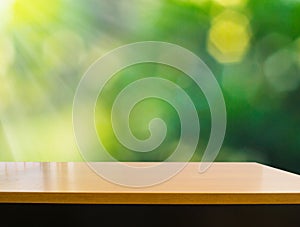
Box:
1 162 300 204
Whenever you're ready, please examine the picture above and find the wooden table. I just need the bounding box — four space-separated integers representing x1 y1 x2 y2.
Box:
1 162 300 204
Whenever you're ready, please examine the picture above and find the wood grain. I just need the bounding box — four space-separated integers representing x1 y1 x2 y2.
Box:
1 162 300 204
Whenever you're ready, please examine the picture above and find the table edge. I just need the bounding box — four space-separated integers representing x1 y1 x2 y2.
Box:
1 192 300 204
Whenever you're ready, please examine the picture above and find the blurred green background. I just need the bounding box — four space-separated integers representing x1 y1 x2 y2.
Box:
1 0 300 174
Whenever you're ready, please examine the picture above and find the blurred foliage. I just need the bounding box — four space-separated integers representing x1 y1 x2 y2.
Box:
0 0 300 173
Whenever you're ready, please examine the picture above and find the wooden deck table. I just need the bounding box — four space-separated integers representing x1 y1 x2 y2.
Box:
1 162 300 204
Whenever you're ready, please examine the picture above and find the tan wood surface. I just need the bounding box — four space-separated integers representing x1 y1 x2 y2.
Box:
1 162 300 204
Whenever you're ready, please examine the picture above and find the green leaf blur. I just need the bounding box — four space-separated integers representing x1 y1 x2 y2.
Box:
0 0 300 174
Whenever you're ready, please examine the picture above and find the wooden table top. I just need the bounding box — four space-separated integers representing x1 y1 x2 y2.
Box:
1 162 300 204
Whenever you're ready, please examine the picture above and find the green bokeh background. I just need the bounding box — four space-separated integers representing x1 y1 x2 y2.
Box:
1 0 300 174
